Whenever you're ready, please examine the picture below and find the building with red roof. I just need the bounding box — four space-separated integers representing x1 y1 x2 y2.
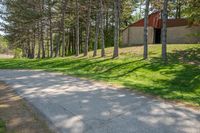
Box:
122 11 200 46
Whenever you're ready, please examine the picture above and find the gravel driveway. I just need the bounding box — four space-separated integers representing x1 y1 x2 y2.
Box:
0 70 199 133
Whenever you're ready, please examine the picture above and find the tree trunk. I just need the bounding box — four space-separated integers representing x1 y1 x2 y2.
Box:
175 0 181 19
143 0 150 59
113 0 120 58
48 0 53 58
100 0 105 57
31 31 36 59
178 0 181 18
37 41 41 58
80 28 83 52
84 0 91 56
139 0 143 19
27 37 31 59
162 0 168 62
106 8 109 32
75 0 80 56
41 0 45 58
41 22 45 58
47 37 50 58
66 30 70 56
61 0 67 57
93 11 100 57
71 28 75 54
37 22 41 58
55 33 60 57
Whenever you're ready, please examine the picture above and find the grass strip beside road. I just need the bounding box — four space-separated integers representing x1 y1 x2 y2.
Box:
0 44 199 106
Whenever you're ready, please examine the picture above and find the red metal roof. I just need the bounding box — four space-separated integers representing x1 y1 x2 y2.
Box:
126 12 189 29
129 11 161 28
164 19 189 27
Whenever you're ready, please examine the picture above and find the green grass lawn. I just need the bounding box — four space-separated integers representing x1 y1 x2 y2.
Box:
0 44 200 106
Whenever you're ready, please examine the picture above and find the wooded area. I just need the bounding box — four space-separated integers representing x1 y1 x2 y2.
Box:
0 0 199 60
0 1 200 132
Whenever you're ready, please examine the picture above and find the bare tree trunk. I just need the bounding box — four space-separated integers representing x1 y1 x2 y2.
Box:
41 0 45 58
27 36 31 59
48 0 53 58
100 0 105 57
31 31 36 59
68 30 72 55
143 0 149 59
80 28 83 52
75 0 80 56
47 36 50 58
61 0 67 57
73 27 76 54
105 8 108 32
72 28 75 55
162 0 168 62
37 22 41 58
93 11 100 57
66 30 70 55
41 23 45 58
22 43 26 58
55 33 60 57
139 0 143 19
37 41 41 58
113 0 120 58
175 0 181 19
84 0 91 56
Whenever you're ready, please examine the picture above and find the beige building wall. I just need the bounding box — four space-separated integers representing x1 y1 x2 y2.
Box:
122 25 200 46
167 26 200 44
122 28 129 45
122 27 154 46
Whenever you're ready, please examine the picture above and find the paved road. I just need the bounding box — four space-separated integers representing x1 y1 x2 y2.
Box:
0 70 199 133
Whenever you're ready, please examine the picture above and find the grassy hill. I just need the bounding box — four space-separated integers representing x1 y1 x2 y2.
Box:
0 44 199 106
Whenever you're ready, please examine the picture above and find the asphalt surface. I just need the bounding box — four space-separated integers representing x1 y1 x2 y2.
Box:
0 70 199 133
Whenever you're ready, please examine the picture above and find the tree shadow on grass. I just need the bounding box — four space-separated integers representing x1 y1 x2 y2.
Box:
100 59 143 74
100 63 148 79
42 58 86 68
69 58 111 70
168 47 200 65
124 47 200 105
0 59 40 69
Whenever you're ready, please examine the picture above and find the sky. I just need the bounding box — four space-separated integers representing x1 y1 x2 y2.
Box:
0 19 5 35
0 3 6 35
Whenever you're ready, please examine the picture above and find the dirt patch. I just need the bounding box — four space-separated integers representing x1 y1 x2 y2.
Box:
0 82 53 133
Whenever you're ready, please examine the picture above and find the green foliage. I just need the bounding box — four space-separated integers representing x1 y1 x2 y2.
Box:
184 0 200 24
0 119 6 133
105 27 114 47
121 0 137 27
0 35 9 54
0 44 199 106
14 48 22 58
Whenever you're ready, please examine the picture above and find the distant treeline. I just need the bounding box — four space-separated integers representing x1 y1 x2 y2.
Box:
0 35 10 54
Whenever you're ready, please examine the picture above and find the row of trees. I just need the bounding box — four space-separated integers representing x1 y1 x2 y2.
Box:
0 0 199 60
1 0 135 59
